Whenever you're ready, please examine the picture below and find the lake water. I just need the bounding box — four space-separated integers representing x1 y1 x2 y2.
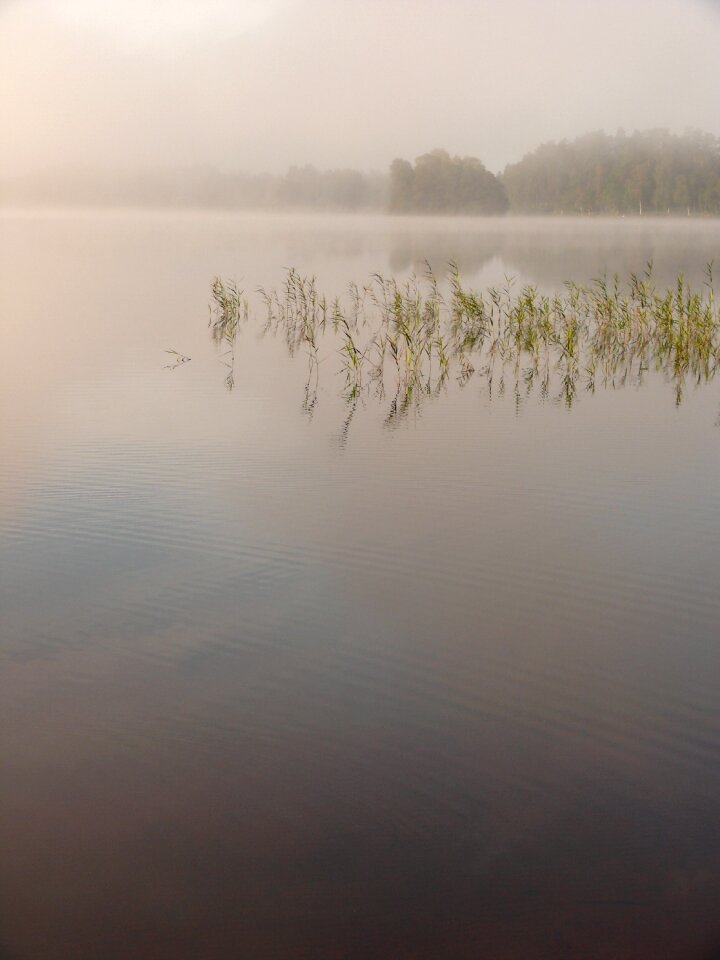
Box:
2 211 720 960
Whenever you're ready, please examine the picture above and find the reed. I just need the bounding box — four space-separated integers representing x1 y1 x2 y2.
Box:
209 264 718 410
209 277 248 390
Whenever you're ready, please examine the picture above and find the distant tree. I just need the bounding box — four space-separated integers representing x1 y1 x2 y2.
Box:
277 165 383 210
325 169 369 209
389 158 415 212
389 150 508 215
502 130 720 215
10 129 720 215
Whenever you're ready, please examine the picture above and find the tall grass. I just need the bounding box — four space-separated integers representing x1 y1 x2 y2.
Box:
209 277 248 390
210 263 718 409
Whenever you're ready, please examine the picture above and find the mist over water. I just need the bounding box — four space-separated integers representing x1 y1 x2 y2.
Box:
3 211 720 959
3 3 720 959
2 0 720 184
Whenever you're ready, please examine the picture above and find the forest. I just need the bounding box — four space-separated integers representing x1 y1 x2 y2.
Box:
0 164 387 210
388 150 509 214
501 129 720 215
387 131 720 215
3 130 720 215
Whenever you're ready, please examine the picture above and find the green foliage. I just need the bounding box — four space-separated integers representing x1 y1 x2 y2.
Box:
209 277 249 390
389 149 509 215
502 129 720 215
13 130 720 216
210 264 719 411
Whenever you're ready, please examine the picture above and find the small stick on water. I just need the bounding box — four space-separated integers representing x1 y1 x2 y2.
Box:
164 349 191 369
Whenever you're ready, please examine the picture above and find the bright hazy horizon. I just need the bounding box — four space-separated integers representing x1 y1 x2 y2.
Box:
2 0 720 179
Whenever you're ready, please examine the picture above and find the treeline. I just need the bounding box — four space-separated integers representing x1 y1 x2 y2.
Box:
389 131 720 215
4 130 720 214
389 150 508 214
0 164 387 210
501 130 720 215
276 165 387 209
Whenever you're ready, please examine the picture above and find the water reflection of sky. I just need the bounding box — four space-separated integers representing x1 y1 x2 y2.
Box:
2 212 720 959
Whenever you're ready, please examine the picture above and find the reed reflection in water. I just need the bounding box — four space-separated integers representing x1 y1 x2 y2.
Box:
3 211 720 960
209 263 720 425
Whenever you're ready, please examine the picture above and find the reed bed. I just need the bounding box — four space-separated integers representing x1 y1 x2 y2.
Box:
209 263 718 409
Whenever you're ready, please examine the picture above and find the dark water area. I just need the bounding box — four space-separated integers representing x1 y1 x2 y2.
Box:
2 211 720 959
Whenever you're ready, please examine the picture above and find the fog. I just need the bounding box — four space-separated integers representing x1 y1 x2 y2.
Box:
1 0 720 181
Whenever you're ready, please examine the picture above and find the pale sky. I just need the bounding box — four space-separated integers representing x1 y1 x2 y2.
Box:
1 0 720 177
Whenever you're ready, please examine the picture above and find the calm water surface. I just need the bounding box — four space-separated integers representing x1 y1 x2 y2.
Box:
2 212 720 959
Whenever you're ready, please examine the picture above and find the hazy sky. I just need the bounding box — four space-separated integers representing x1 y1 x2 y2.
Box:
2 0 720 177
